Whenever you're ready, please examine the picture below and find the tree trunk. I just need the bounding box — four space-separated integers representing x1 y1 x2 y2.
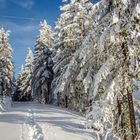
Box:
127 91 137 140
65 95 68 108
119 43 137 140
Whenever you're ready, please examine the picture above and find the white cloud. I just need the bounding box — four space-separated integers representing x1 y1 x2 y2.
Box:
0 21 39 47
0 21 38 32
0 0 35 9
10 0 35 9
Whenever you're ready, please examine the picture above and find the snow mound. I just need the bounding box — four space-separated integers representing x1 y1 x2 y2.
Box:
0 103 6 112
3 96 12 109
0 96 12 112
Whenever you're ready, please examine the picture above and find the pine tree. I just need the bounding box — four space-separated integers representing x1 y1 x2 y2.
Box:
84 0 139 139
0 28 14 97
51 0 94 106
13 65 24 101
32 20 54 104
55 0 93 50
51 0 139 139
17 49 33 101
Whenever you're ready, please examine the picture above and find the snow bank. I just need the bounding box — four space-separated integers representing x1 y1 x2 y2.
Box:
3 96 12 108
0 103 6 112
0 96 12 112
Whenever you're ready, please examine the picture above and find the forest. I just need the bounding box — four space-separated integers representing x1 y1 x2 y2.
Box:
0 0 140 140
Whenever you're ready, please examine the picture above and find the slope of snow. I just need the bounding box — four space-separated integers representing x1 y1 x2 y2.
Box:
0 96 12 112
0 103 6 112
0 102 97 140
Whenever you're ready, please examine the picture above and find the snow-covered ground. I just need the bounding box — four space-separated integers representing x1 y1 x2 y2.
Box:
0 102 96 140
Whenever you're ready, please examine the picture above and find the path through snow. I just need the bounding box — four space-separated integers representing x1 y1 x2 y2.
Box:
21 107 44 140
0 102 97 140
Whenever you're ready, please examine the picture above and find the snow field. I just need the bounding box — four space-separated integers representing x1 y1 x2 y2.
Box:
0 102 97 140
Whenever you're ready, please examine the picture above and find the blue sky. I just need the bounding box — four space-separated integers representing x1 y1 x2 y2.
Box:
0 0 99 77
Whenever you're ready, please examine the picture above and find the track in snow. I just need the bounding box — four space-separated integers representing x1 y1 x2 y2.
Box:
0 102 97 140
21 107 44 140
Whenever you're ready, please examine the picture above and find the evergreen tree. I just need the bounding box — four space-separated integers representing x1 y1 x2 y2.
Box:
32 20 54 104
0 28 14 97
51 0 94 106
17 49 33 101
84 0 139 139
51 0 139 139
13 65 24 101
55 0 93 50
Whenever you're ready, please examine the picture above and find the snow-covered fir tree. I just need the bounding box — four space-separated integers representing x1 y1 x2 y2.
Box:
84 1 140 139
51 0 140 139
55 0 93 50
32 20 54 104
51 0 94 107
0 28 14 97
16 49 33 101
13 65 24 101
